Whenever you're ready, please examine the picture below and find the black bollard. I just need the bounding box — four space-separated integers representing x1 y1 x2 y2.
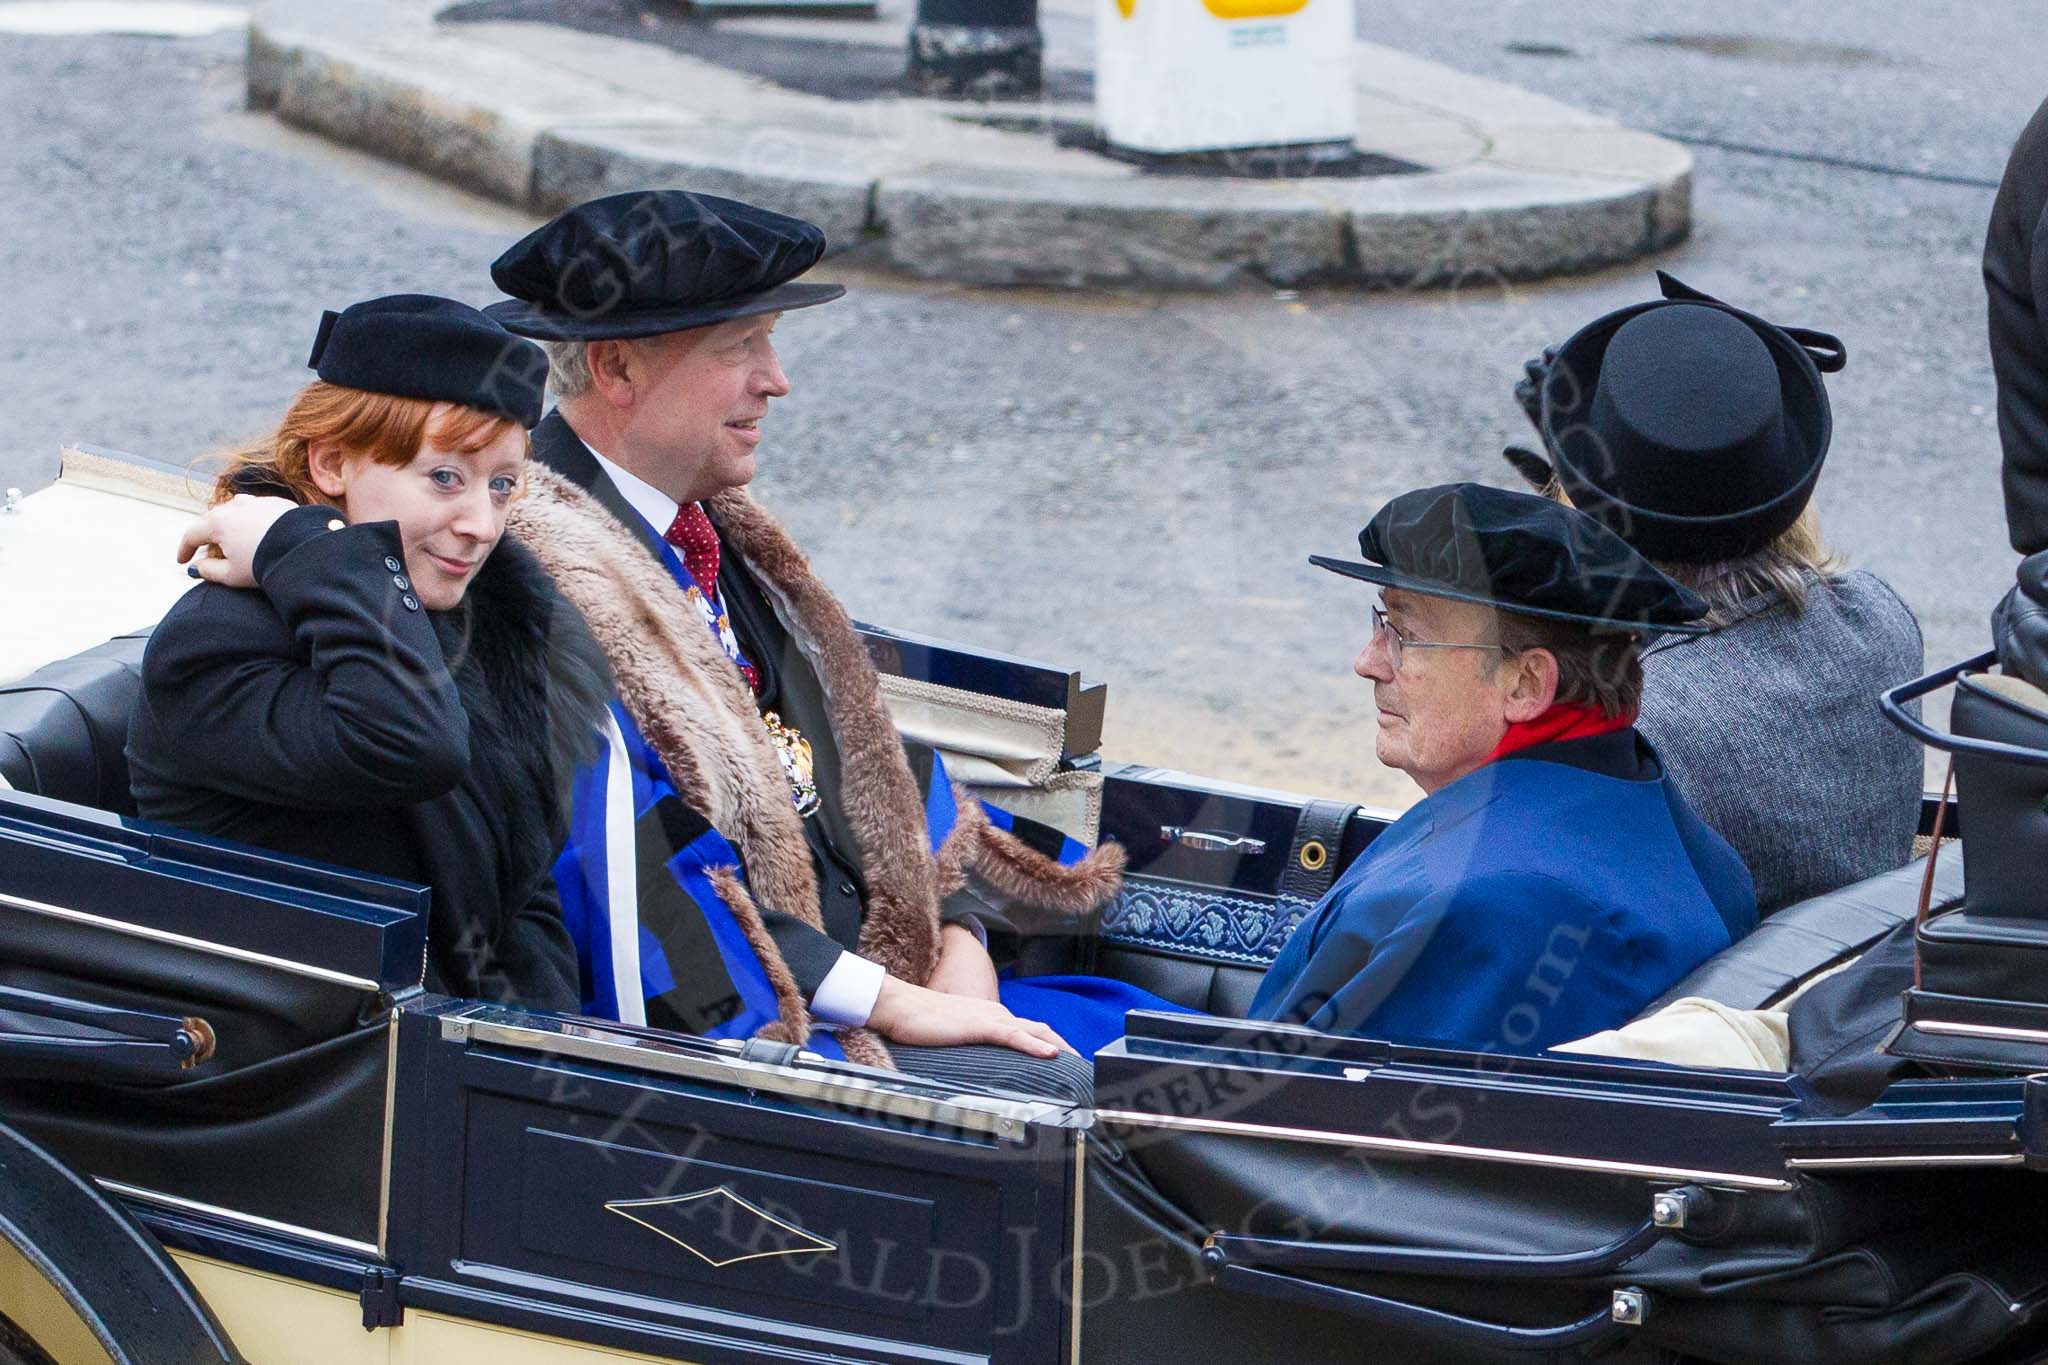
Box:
906 0 1042 98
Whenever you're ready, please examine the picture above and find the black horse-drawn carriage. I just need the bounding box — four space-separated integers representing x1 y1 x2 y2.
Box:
5 449 2048 1365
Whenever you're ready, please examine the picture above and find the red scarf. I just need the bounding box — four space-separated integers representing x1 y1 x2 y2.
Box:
1483 702 1635 764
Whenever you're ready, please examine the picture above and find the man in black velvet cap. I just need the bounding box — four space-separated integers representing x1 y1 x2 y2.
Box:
1248 483 1756 1051
484 191 1121 1097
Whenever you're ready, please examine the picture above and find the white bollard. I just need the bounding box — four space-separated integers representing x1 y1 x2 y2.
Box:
1095 0 1357 158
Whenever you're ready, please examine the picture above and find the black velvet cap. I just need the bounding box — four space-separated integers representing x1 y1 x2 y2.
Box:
308 294 546 428
484 191 846 340
1537 272 1843 564
1311 482 1709 636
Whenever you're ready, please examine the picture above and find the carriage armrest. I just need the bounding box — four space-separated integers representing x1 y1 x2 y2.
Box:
858 621 1109 847
0 789 428 994
0 631 152 815
856 621 1105 760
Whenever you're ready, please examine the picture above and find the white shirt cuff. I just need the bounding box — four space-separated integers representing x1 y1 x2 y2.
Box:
810 951 886 1028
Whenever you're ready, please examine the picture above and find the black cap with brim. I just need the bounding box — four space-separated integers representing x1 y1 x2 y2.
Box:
1309 554 1708 637
1312 482 1711 638
485 190 845 341
484 279 846 341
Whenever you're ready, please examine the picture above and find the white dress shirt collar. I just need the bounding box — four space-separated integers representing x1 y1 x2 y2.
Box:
582 438 684 538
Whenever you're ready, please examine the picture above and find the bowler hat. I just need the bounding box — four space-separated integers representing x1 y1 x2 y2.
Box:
1311 482 1709 636
309 294 546 428
1535 272 1846 564
485 191 845 341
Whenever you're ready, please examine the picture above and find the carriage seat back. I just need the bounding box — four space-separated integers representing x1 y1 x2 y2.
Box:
1636 849 1961 1017
0 631 149 815
1950 671 2048 919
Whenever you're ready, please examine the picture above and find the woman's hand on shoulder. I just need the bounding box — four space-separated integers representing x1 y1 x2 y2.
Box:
869 975 1072 1058
177 495 306 588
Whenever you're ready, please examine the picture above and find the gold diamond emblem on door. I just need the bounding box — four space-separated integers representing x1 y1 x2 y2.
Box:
605 1185 839 1268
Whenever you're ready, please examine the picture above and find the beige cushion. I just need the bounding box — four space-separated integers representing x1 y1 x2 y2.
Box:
1555 997 1792 1071
1554 957 1855 1072
1975 670 2048 720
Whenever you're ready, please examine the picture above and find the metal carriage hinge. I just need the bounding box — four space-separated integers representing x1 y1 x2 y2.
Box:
359 1265 404 1330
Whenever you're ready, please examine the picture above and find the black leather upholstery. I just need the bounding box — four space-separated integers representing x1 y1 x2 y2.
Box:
1908 670 2048 1009
0 630 149 814
1096 944 1266 1018
1638 851 1962 1017
1993 551 2048 691
0 784 412 1245
1949 671 2048 919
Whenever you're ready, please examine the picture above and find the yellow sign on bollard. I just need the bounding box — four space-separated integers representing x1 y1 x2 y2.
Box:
1095 0 1356 155
1200 0 1310 19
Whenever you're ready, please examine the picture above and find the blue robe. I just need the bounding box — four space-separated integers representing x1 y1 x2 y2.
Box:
555 701 994 1059
1248 731 1756 1052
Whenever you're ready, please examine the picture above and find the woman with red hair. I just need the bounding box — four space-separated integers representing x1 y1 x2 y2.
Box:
126 295 610 1009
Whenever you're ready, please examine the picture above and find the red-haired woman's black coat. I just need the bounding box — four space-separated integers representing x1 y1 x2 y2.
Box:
125 505 611 1009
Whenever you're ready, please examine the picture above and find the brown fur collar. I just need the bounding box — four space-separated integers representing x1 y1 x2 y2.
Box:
707 488 945 989
510 468 1123 1061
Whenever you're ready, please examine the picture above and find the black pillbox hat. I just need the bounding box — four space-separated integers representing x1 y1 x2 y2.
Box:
485 190 845 340
308 294 547 429
1311 482 1709 636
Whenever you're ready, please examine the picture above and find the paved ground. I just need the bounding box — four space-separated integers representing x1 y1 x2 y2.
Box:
2 6 2037 803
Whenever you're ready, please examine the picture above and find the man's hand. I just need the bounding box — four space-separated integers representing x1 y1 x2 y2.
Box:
924 922 1001 1002
869 976 1072 1057
177 495 304 588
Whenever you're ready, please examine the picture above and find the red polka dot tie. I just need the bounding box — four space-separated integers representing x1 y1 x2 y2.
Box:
664 501 721 596
665 501 759 693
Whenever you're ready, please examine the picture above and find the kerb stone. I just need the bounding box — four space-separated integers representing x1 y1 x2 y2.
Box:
876 171 1347 289
535 123 877 251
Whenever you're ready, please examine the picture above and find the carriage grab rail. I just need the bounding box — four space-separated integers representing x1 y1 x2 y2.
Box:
1881 650 2048 769
1205 1259 1637 1352
1202 1213 1665 1280
0 983 214 1083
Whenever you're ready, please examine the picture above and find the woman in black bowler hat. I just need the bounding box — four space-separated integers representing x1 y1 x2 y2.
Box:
125 295 611 1010
1507 273 1924 914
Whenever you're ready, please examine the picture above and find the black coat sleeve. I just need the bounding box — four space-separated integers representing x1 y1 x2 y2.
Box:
487 877 583 1012
138 507 471 809
1987 95 2048 556
760 911 852 998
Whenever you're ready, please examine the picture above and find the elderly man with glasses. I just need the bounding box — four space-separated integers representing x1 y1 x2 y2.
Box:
1248 484 1758 1052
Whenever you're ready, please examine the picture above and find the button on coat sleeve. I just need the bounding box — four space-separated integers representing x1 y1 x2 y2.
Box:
138 507 471 809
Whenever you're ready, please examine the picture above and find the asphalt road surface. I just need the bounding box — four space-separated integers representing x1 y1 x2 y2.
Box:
2 3 2038 803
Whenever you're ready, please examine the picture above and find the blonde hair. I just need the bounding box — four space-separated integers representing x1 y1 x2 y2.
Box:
1541 477 1847 629
209 382 524 507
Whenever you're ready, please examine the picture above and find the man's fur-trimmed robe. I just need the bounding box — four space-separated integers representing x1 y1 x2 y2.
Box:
511 467 1122 1065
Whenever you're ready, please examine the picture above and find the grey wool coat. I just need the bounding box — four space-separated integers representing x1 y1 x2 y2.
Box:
1637 569 1925 914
